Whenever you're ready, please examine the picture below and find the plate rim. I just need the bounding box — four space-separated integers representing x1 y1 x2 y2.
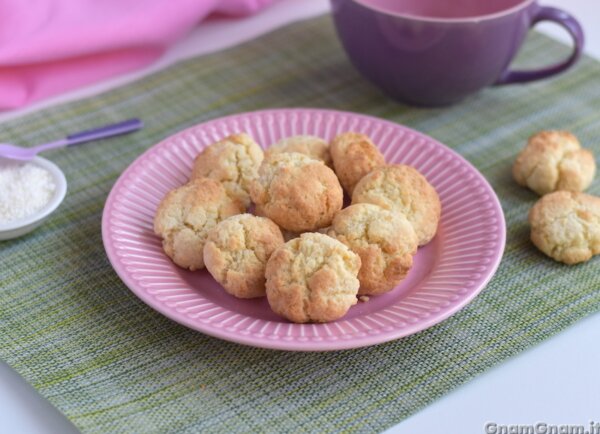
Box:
101 108 506 351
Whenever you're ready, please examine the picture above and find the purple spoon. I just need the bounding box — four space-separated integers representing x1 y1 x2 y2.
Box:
0 118 143 161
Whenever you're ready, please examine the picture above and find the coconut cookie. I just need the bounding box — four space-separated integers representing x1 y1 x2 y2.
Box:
330 132 385 195
250 152 343 232
513 130 596 196
154 178 244 271
352 164 441 246
265 135 331 166
529 191 600 264
204 214 284 298
265 233 361 323
328 204 418 295
191 133 264 208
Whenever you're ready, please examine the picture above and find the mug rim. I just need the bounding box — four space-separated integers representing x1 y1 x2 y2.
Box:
351 0 536 23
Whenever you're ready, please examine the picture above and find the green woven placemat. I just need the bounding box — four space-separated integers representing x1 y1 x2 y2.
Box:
1 15 600 433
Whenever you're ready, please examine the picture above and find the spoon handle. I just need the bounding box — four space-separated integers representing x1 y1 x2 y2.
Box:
66 118 144 146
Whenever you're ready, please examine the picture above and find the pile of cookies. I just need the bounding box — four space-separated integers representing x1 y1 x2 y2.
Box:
154 132 441 323
513 131 600 264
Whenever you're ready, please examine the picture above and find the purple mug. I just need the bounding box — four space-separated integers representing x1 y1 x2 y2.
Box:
330 0 584 106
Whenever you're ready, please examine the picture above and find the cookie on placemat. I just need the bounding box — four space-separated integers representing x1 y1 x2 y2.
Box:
204 214 284 298
265 135 331 166
250 152 343 232
265 233 361 323
328 204 418 295
191 133 263 208
154 178 244 270
352 164 441 246
529 191 600 264
330 132 385 195
513 130 596 195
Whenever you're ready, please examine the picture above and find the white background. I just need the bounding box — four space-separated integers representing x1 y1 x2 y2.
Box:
1 1 599 433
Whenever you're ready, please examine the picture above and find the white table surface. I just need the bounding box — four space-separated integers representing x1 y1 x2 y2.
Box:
1 1 599 433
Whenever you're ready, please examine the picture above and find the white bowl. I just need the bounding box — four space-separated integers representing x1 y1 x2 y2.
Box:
0 157 67 240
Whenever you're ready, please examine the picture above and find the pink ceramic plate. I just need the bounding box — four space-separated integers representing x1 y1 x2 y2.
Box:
102 109 505 351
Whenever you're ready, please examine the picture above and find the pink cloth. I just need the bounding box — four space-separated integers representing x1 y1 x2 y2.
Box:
0 0 274 110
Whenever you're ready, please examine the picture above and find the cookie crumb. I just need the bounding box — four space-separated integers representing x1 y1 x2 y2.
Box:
358 295 370 302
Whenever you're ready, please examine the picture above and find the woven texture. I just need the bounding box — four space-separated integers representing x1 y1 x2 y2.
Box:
1 16 600 433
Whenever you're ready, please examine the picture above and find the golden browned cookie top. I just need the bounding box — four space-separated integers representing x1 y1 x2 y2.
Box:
153 178 244 270
203 214 284 299
191 133 264 208
513 130 596 195
328 203 418 295
265 232 361 323
250 152 343 233
330 132 385 195
352 164 441 246
265 135 331 166
529 191 600 264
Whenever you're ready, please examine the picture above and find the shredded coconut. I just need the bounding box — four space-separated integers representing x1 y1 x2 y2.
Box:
0 161 56 224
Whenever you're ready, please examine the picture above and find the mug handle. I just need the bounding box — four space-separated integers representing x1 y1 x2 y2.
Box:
495 6 584 85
